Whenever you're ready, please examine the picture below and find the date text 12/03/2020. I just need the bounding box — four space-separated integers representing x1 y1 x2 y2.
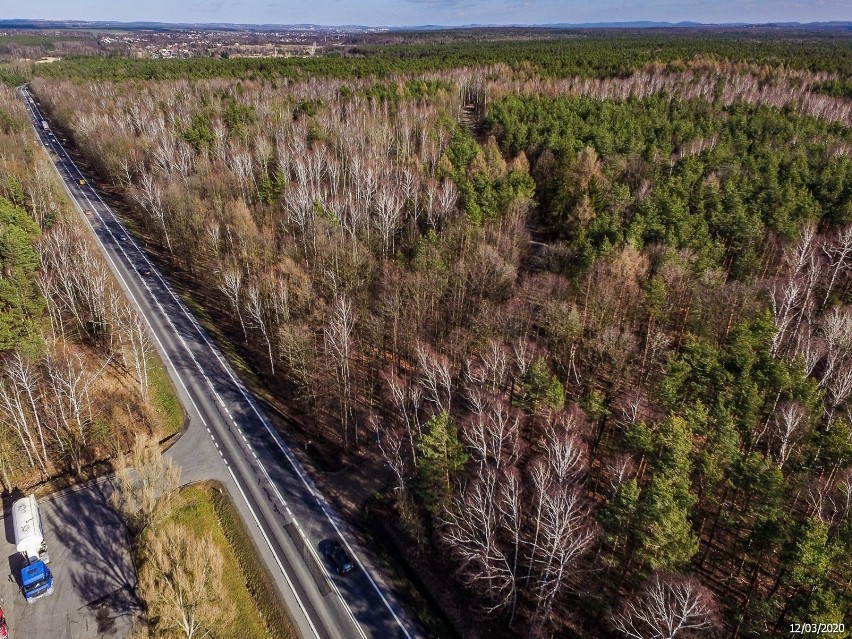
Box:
791 624 845 635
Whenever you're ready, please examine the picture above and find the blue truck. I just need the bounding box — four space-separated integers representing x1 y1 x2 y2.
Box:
12 494 54 602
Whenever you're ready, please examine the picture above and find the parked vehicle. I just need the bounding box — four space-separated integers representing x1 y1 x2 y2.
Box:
12 494 54 602
319 539 354 575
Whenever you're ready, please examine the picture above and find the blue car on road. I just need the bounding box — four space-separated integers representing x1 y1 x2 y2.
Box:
319 539 354 575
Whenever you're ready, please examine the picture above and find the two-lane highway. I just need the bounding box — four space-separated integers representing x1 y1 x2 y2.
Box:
20 85 421 639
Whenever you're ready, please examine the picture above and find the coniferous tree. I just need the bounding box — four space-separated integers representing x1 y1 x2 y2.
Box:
600 477 640 567
636 415 699 572
416 410 468 515
518 358 565 414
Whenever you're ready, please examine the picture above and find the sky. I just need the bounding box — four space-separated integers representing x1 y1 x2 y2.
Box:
2 0 850 27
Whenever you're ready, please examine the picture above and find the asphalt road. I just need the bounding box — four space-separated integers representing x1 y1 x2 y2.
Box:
19 86 422 639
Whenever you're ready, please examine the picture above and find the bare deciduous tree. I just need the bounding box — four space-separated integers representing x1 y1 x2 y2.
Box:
769 401 808 468
218 266 247 342
115 299 153 401
530 484 598 624
138 523 235 639
613 573 720 639
463 392 519 477
325 294 356 447
112 434 181 535
443 472 516 613
385 370 421 465
497 467 523 624
246 283 275 375
43 348 105 474
0 353 49 477
136 167 172 253
822 225 852 308
374 186 402 257
541 422 587 485
416 343 453 413
438 179 458 222
372 413 412 513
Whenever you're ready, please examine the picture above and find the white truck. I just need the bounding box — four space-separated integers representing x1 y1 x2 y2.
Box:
12 494 54 602
41 120 48 131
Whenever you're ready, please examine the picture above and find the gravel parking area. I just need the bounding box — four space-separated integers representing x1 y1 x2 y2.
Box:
1 481 138 639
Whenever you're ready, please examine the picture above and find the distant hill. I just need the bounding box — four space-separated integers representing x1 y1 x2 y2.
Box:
0 18 849 33
396 21 852 30
540 21 715 28
397 21 709 30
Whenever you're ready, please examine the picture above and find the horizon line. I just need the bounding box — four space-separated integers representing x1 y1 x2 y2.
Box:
1 18 851 31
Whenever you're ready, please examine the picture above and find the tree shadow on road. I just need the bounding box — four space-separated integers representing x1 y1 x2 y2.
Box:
46 481 142 628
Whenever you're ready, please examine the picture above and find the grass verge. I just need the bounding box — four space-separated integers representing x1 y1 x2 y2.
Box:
169 481 298 639
148 356 184 437
209 483 300 639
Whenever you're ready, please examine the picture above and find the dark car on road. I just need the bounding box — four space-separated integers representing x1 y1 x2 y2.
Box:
319 539 354 575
